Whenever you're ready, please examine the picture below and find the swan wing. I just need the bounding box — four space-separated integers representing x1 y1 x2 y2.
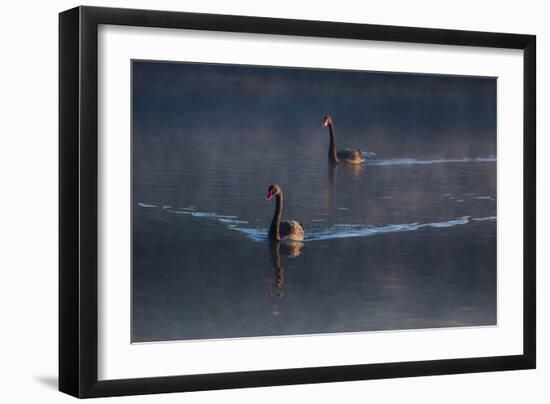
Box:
280 220 305 241
337 149 366 164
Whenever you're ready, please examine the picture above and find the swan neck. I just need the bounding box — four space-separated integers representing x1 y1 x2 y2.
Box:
269 193 283 241
328 123 339 163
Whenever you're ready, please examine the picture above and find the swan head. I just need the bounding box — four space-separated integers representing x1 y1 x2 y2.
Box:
323 116 333 127
266 184 282 201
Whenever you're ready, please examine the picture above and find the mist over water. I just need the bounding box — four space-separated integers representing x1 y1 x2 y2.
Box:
132 61 496 342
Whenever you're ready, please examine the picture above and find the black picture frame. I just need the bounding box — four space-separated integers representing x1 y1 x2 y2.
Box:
59 5 536 398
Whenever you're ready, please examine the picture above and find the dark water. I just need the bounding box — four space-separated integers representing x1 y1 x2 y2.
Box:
131 61 496 342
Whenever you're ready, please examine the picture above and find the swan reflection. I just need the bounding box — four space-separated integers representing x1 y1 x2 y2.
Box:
267 241 304 315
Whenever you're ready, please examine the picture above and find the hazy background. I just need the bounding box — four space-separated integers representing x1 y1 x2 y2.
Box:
132 61 496 162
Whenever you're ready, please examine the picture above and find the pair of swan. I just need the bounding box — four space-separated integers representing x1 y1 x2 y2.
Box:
267 116 368 241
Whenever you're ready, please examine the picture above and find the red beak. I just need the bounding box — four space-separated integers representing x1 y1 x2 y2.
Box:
323 120 329 127
266 191 274 201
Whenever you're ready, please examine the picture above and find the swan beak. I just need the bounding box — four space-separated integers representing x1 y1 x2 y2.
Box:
266 191 274 201
323 120 329 127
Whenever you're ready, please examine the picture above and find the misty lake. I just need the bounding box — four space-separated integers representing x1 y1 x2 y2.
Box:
131 61 496 342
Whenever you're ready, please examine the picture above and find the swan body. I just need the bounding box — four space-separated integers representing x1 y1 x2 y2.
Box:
337 149 365 164
323 116 368 164
279 220 305 240
266 184 304 241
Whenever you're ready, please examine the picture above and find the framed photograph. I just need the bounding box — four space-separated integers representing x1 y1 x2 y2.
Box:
59 6 536 398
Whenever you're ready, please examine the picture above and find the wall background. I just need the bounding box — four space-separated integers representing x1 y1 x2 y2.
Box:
0 1 546 402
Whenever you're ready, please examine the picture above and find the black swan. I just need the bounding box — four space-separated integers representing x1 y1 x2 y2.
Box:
323 115 365 164
266 184 305 241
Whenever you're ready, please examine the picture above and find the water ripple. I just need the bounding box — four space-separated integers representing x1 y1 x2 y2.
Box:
366 157 496 166
138 202 496 243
